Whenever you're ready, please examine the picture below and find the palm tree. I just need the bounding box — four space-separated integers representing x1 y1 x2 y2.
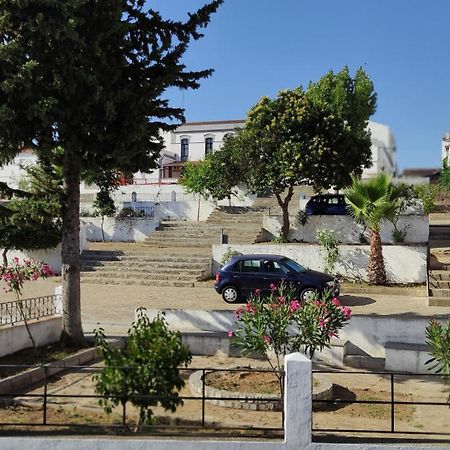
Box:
345 174 401 285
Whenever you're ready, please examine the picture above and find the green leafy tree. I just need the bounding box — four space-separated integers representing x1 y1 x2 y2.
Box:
218 67 376 238
180 161 211 221
316 229 340 274
425 320 450 405
414 183 438 215
94 308 192 431
345 174 402 285
0 162 62 265
0 0 222 344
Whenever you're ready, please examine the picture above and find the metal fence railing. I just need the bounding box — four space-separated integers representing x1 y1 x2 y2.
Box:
0 295 59 326
0 365 284 438
312 369 450 440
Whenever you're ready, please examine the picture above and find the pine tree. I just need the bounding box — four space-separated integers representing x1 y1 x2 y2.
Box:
0 0 222 344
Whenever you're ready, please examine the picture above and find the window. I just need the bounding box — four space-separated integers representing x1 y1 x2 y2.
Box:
205 137 213 156
232 259 261 272
181 138 189 162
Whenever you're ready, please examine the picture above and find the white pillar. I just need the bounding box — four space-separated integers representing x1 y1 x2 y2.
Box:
284 352 312 449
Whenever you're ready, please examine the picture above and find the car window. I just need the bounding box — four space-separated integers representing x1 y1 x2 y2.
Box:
233 259 261 273
281 258 307 274
329 197 339 205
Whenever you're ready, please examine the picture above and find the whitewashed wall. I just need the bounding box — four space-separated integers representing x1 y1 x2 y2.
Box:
2 226 88 274
212 243 427 284
0 316 62 358
84 217 156 242
263 214 429 244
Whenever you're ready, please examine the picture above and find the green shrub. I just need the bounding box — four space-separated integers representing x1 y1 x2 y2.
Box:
296 209 308 226
221 248 242 265
316 229 340 274
93 309 192 431
272 235 289 243
425 320 450 405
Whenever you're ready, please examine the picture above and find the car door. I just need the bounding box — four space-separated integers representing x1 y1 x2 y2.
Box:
232 258 263 297
260 259 292 294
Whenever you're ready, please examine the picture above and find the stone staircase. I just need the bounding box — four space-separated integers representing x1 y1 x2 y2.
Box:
80 250 211 287
428 224 450 305
81 205 266 287
144 206 264 249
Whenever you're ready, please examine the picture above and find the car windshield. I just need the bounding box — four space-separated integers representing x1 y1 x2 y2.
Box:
281 257 307 274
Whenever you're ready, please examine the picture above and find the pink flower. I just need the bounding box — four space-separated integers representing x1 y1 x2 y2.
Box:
269 283 277 291
234 307 244 320
227 331 234 337
328 331 337 338
341 306 352 318
278 296 285 304
263 335 271 344
245 303 256 314
315 300 321 306
254 288 262 295
289 300 300 313
331 297 340 306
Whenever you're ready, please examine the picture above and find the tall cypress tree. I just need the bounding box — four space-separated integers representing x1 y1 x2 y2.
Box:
0 0 222 344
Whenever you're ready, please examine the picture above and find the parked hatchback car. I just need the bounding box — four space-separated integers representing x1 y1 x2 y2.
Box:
215 254 339 303
305 194 347 215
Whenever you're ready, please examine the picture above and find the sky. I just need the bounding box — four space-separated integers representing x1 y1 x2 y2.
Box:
148 0 450 172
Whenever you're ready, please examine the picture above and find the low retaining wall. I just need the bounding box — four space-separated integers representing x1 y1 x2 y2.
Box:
212 243 427 284
263 214 429 244
84 216 156 242
143 309 448 370
0 316 62 358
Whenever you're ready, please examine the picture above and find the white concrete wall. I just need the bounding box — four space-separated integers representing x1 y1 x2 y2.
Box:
263 214 429 244
2 226 89 274
0 316 62 357
212 243 427 284
84 217 156 242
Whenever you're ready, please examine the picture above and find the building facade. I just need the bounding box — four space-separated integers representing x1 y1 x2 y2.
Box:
155 119 396 183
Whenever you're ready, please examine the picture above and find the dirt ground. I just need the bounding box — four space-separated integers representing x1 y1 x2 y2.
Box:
2 355 448 440
1 276 449 337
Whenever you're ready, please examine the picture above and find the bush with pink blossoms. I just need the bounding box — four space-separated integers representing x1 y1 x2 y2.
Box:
231 282 351 393
0 257 54 297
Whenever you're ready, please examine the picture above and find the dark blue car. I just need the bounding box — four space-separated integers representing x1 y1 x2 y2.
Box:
215 254 339 303
305 194 348 215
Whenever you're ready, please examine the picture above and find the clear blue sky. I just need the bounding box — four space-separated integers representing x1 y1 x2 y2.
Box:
149 0 450 172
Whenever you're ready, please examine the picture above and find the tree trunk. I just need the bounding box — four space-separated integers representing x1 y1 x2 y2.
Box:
2 248 8 267
367 228 387 285
197 194 201 221
101 216 105 242
61 147 85 345
275 186 294 239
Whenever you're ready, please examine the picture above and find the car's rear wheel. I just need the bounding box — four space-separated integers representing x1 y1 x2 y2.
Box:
300 287 317 302
222 285 239 303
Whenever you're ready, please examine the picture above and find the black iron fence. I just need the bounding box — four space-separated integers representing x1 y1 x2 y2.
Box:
0 365 284 438
312 368 450 439
0 295 58 325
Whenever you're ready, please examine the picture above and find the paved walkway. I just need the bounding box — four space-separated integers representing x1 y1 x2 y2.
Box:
2 278 449 336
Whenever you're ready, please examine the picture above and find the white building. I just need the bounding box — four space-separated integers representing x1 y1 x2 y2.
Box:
0 148 38 190
153 119 397 183
0 119 397 190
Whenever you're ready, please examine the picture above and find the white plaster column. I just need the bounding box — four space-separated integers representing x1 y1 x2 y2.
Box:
284 352 312 449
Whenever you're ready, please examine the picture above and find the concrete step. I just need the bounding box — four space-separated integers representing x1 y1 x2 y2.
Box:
428 239 450 248
80 277 196 288
429 297 450 306
81 265 206 275
429 270 450 280
429 288 450 298
81 261 208 271
428 279 450 289
81 253 209 263
343 355 385 370
81 271 195 281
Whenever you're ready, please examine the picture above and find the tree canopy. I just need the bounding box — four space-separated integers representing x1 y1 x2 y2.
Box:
211 67 377 238
0 0 222 343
